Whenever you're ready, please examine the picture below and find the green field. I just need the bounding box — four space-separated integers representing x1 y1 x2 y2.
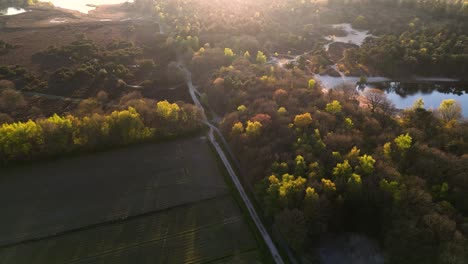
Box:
0 136 264 263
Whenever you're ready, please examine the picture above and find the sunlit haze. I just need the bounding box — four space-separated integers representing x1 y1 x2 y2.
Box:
1 0 467 263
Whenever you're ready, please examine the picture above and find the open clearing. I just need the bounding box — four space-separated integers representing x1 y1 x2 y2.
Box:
0 136 263 263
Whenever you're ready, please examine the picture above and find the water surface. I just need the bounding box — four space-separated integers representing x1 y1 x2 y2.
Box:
367 81 468 116
40 0 133 13
324 23 371 50
318 23 468 116
0 7 27 16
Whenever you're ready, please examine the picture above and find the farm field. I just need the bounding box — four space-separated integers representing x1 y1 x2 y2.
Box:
0 196 259 264
0 136 263 263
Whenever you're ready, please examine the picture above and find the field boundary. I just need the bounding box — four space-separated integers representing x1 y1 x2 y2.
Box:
0 130 207 171
65 215 246 264
0 193 230 249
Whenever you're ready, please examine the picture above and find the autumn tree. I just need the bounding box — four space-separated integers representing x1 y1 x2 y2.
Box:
231 122 244 135
256 51 267 64
0 120 43 161
325 100 342 114
37 114 74 155
437 99 462 124
224 48 235 59
395 133 412 152
358 154 376 175
294 113 312 128
308 79 316 89
245 120 262 137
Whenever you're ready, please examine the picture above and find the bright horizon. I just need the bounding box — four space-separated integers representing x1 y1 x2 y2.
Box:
40 0 133 13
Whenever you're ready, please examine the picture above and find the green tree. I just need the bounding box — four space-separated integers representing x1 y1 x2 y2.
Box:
308 79 316 89
413 98 425 110
322 178 337 193
107 107 152 144
394 133 412 151
256 51 267 64
156 100 181 120
325 100 343 114
224 48 235 58
272 162 289 175
294 155 307 176
237 105 247 112
333 160 352 178
278 107 287 114
0 120 43 161
437 99 462 123
38 114 75 154
358 154 376 175
347 173 362 190
344 117 354 128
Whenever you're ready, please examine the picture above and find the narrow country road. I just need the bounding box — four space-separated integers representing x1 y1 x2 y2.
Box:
177 62 285 264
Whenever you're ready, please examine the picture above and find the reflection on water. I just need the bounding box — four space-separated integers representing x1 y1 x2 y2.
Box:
316 73 468 116
0 7 27 16
318 22 468 116
315 74 389 90
39 0 133 13
367 81 468 116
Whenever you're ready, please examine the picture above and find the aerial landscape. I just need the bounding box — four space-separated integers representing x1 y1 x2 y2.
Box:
0 0 467 263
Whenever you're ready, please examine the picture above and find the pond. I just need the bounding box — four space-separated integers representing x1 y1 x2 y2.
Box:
0 7 27 16
39 0 133 13
367 80 468 116
315 74 468 116
317 23 468 116
324 23 371 50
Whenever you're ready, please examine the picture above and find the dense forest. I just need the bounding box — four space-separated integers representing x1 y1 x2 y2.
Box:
332 0 468 77
201 47 468 263
139 0 468 262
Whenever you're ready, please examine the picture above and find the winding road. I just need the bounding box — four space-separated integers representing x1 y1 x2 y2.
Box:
177 62 285 264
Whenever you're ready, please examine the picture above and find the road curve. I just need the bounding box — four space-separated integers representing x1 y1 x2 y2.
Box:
177 62 285 264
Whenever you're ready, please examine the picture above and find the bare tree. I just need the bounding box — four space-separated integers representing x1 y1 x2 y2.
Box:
363 88 395 115
336 83 359 101
0 88 26 112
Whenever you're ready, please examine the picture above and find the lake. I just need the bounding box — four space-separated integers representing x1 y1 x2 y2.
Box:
368 80 468 116
0 7 27 16
315 74 468 116
39 0 133 13
317 23 468 116
324 23 371 50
